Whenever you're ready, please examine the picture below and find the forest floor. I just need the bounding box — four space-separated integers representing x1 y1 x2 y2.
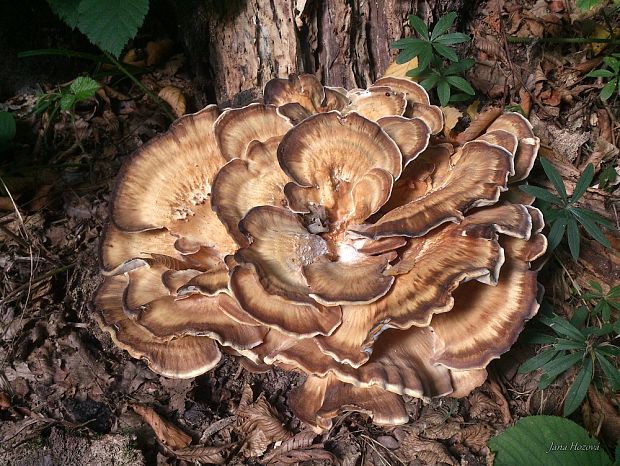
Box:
0 1 619 465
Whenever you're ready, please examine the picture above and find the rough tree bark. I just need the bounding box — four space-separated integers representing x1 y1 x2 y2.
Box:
173 0 467 107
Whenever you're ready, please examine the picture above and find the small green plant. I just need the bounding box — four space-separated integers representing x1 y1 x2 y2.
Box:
390 12 474 106
0 111 16 150
489 415 612 466
519 299 619 416
47 0 149 58
35 76 100 124
576 0 603 10
586 53 620 101
583 281 620 324
520 158 612 260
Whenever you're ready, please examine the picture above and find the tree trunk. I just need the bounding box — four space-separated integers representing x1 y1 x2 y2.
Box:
174 0 467 107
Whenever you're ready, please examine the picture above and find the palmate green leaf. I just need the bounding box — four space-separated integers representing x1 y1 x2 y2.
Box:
437 79 451 107
449 93 470 102
518 349 558 374
416 43 433 72
419 73 440 90
488 416 611 466
570 208 611 248
595 351 620 391
547 219 567 251
70 76 100 101
600 79 617 101
571 163 594 203
47 0 81 28
570 306 589 327
608 285 620 299
563 357 593 416
539 351 584 390
519 185 563 205
445 75 475 95
433 32 471 45
432 42 459 62
570 206 613 227
408 15 429 40
567 217 581 260
77 0 149 58
445 58 475 75
391 37 426 50
430 12 457 40
540 158 568 202
539 314 585 341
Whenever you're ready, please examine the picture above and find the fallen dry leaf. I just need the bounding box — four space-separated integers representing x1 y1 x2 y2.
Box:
469 391 501 420
441 106 463 138
158 85 187 118
400 431 456 466
383 57 419 80
456 106 503 144
130 403 192 450
172 444 230 464
451 423 494 454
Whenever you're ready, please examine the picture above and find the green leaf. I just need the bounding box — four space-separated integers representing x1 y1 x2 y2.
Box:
554 339 587 351
518 349 558 374
391 37 426 49
582 324 614 336
520 331 556 345
77 0 149 58
570 306 589 327
567 218 581 260
539 314 585 342
419 74 440 90
571 163 594 203
598 165 617 189
445 58 475 75
540 158 568 202
547 218 567 251
603 56 620 73
570 206 613 227
47 0 81 28
595 351 620 391
432 41 459 62
431 12 457 40
570 209 611 248
589 281 603 293
586 69 615 78
596 344 620 358
408 15 429 40
0 111 16 144
433 32 471 45
489 415 611 466
449 93 471 102
539 352 584 388
60 93 77 111
437 79 451 107
576 0 602 9
600 79 617 101
564 357 593 416
445 75 475 95
519 185 563 205
70 76 100 101
416 43 433 72
608 285 620 299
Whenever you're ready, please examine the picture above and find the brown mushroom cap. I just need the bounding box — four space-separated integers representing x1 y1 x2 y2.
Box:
214 103 293 161
486 112 540 182
377 116 431 167
343 87 407 121
263 74 327 112
95 276 221 378
211 137 289 246
352 140 514 239
289 373 409 431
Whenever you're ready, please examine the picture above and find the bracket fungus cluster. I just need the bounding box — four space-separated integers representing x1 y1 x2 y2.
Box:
95 74 547 430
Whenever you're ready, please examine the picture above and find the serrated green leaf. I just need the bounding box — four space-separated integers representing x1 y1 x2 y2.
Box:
445 75 475 95
60 93 77 111
519 349 558 374
432 41 459 62
408 15 429 40
563 358 593 416
547 218 567 251
567 218 581 260
433 32 471 45
77 0 149 58
489 415 611 466
539 314 585 341
430 12 457 40
595 351 620 391
47 0 81 29
600 79 617 101
540 158 568 202
437 79 451 107
571 163 594 203
519 185 563 205
0 111 16 143
586 69 615 78
70 76 100 101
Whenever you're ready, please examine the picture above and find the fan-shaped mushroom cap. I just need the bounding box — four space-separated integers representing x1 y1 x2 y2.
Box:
377 116 431 167
211 137 289 246
343 87 407 121
353 140 514 239
486 112 540 182
214 103 293 161
95 276 221 378
289 373 409 431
